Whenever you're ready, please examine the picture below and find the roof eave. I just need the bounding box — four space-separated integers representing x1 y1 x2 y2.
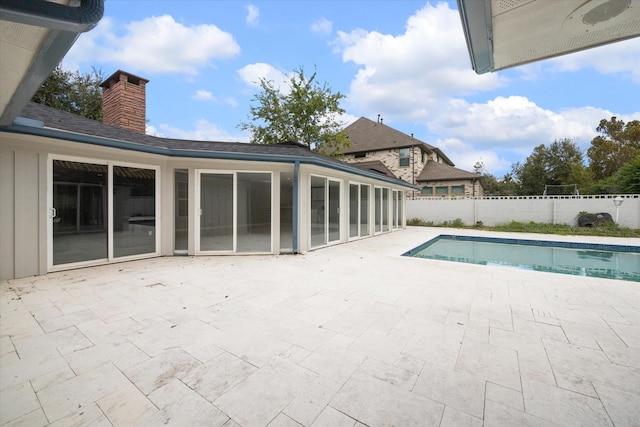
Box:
456 0 493 74
1 122 419 190
0 0 104 126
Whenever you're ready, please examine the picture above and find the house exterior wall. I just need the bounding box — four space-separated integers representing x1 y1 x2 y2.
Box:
344 146 428 188
1 132 408 280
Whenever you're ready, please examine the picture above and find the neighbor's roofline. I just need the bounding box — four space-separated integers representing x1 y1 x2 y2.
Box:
1 121 419 190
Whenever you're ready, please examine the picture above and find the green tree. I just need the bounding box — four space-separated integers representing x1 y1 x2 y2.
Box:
615 156 640 193
513 138 587 195
587 117 640 180
32 66 104 121
238 67 349 155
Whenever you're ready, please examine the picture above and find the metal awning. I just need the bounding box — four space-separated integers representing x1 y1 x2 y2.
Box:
457 0 640 73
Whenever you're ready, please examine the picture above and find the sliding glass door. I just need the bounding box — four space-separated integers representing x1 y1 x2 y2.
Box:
349 183 370 239
52 160 108 265
310 175 341 249
199 173 234 251
197 171 272 254
51 157 159 269
113 166 156 257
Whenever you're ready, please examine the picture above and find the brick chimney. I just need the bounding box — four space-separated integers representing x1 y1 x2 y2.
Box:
100 70 149 133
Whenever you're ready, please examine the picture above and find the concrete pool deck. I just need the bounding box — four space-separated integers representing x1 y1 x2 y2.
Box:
1 227 639 426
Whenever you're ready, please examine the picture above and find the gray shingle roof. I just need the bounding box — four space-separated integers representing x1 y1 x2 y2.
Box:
15 102 417 189
348 161 397 179
20 102 322 158
416 160 482 182
343 117 453 166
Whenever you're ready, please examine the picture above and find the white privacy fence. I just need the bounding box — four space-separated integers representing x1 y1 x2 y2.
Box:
406 195 640 228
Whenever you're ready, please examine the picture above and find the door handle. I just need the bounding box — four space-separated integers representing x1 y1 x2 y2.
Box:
51 207 57 218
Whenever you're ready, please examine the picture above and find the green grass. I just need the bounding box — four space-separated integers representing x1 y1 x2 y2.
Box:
406 218 640 238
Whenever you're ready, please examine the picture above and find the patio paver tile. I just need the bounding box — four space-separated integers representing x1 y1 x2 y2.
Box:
440 405 483 427
0 408 48 427
413 361 485 419
266 413 303 427
214 357 318 427
356 357 418 391
180 351 258 402
36 363 131 423
309 406 357 427
483 400 561 427
455 338 521 391
592 382 640 427
522 379 613 427
282 375 342 426
1 228 638 427
485 382 524 412
96 381 157 426
329 370 444 427
46 403 112 427
0 382 39 425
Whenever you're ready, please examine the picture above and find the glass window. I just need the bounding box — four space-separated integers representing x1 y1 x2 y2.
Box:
52 160 107 265
280 172 294 253
311 176 327 247
382 188 390 231
374 187 382 233
349 184 359 239
174 169 188 253
399 148 410 167
200 173 234 251
436 186 448 195
113 166 156 258
237 173 271 253
354 152 366 158
421 186 433 196
360 185 369 237
452 185 465 195
397 190 403 229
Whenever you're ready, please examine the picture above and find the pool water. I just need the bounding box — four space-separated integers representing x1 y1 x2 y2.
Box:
403 235 640 282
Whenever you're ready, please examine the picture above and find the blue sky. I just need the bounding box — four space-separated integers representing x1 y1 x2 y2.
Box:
63 0 640 176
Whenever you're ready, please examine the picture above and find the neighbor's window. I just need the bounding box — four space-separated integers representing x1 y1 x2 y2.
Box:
354 152 366 158
451 185 465 195
420 186 433 196
435 186 448 195
399 148 410 167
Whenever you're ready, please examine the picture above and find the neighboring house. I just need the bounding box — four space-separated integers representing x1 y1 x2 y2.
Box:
0 66 415 280
342 117 484 198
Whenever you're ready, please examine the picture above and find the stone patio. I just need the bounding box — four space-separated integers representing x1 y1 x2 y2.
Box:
1 227 639 426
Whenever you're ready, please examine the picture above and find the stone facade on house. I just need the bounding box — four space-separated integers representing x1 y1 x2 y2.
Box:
342 117 484 198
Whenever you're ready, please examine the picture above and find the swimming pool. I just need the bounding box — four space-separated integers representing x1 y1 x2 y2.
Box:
403 235 640 282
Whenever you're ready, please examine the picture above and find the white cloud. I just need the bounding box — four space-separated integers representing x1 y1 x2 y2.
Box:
335 2 505 120
436 137 513 176
311 18 332 35
159 119 249 142
66 15 239 75
246 5 259 27
192 90 214 101
145 124 164 137
237 63 290 92
427 96 606 152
